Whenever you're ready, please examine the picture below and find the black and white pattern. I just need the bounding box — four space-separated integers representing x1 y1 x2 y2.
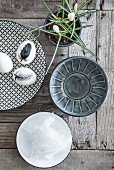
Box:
0 20 46 110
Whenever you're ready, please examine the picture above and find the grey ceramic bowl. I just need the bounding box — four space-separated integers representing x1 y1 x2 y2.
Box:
49 56 108 117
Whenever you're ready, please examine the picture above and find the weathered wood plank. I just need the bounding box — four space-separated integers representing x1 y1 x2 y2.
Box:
67 12 96 149
0 149 113 170
1 0 114 19
0 0 61 19
0 123 20 148
0 0 96 19
96 0 114 10
97 11 114 150
0 120 95 149
64 113 96 149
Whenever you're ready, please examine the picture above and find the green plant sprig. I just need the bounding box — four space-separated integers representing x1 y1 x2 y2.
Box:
26 0 95 74
46 35 62 75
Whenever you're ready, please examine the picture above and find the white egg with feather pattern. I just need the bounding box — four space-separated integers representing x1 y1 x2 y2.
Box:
13 67 37 86
16 40 36 65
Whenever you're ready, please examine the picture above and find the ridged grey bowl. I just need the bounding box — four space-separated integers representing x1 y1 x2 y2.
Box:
49 56 108 117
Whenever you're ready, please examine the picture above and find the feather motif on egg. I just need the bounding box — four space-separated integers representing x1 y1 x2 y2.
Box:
13 67 37 86
16 40 36 65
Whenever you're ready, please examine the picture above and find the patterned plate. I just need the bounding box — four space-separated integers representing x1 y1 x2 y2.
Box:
0 20 46 110
49 57 108 117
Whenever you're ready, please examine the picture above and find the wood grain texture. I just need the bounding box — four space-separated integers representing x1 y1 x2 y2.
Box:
0 0 96 19
96 0 114 10
0 123 20 148
64 113 96 149
97 11 114 150
0 0 61 18
0 116 95 148
0 149 113 170
1 0 114 19
67 11 97 149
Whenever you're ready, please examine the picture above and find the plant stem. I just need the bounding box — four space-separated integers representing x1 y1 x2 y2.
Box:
40 29 58 36
77 0 92 12
57 5 69 14
43 0 57 19
62 0 65 19
61 21 87 48
25 22 54 35
63 34 95 56
70 19 75 38
64 0 72 12
46 35 62 75
59 22 83 46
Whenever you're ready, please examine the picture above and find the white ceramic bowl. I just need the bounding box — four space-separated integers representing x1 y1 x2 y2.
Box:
16 112 72 168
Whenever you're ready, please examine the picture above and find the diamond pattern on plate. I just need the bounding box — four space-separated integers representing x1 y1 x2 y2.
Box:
0 20 46 110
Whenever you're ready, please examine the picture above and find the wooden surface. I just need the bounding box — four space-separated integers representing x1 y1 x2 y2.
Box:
0 0 114 169
0 150 113 170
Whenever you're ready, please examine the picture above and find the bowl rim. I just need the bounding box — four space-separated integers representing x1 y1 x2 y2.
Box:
16 112 72 168
49 56 108 117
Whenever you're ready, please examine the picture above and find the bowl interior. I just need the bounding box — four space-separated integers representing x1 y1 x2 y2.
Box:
16 112 72 168
49 57 108 117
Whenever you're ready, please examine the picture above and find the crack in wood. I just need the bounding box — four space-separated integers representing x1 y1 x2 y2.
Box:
72 141 92 149
82 49 86 55
86 13 92 20
100 0 104 10
78 118 80 124
101 12 106 19
86 0 93 9
101 141 107 149
85 141 91 148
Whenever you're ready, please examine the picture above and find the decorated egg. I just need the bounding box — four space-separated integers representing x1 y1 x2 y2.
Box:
16 40 36 65
0 52 13 73
13 67 37 86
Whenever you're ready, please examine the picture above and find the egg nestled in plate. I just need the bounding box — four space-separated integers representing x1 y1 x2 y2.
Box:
13 67 37 86
0 52 13 74
16 40 36 65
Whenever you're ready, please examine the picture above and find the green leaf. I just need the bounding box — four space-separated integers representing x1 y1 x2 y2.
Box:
57 5 69 14
62 0 65 19
70 19 75 38
77 10 95 19
25 22 54 35
61 24 85 49
42 0 57 19
46 35 62 75
63 34 96 57
69 10 95 28
75 24 93 31
49 19 61 23
64 0 72 12
77 0 92 12
40 29 58 36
